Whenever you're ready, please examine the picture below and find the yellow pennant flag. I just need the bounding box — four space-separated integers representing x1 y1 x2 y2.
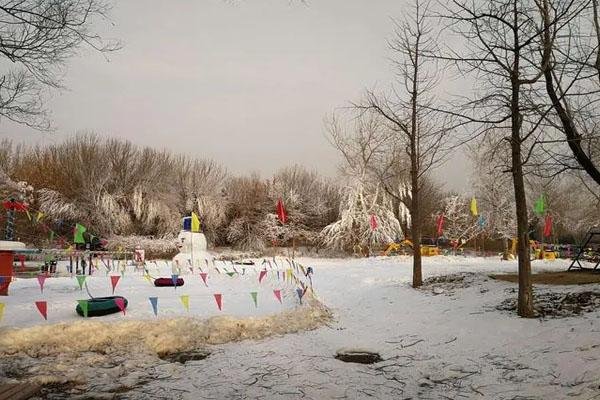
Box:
180 295 190 312
470 197 478 216
144 274 153 284
191 212 201 233
286 268 293 281
0 303 4 322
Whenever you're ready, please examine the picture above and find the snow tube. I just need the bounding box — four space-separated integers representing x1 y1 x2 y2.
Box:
154 277 185 287
76 296 128 317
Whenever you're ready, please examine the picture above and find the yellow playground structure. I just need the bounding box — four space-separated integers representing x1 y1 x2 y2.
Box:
382 240 440 257
508 238 559 260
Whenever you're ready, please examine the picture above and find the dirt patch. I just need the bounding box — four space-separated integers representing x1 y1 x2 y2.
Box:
421 273 481 294
496 291 600 318
490 271 600 285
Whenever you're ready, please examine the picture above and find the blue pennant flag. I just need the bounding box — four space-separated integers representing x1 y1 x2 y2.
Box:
149 297 158 316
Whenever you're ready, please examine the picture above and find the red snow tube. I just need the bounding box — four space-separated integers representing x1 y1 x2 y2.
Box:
154 277 185 287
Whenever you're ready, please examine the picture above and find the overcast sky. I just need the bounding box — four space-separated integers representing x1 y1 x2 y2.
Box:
0 0 469 190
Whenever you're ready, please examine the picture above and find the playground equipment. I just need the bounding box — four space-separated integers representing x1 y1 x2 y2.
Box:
76 296 128 317
0 240 26 295
568 229 600 271
382 240 441 257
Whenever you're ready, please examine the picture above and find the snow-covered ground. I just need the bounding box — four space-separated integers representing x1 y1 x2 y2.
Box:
2 255 600 399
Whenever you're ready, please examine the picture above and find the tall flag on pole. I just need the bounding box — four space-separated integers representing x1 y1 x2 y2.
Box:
436 214 445 236
276 198 287 224
543 215 553 238
191 212 201 232
74 223 87 244
369 214 378 231
534 194 546 216
470 197 478 216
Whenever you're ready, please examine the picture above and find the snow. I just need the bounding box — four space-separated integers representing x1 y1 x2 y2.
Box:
1 255 600 399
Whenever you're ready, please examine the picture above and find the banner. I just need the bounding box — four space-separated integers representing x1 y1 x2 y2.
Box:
149 297 158 316
37 274 47 293
76 275 87 290
258 270 267 283
250 291 258 308
110 275 121 294
470 197 478 216
534 194 546 216
191 212 201 233
273 289 282 304
543 215 553 238
35 301 47 320
276 198 287 224
214 293 223 311
436 214 444 236
78 299 89 318
180 295 190 312
200 272 208 286
74 223 87 244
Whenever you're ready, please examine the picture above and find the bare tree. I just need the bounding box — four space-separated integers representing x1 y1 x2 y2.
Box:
0 0 119 129
354 0 451 287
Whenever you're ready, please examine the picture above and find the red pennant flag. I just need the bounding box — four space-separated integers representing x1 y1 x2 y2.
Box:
114 297 126 315
110 275 121 294
258 270 267 283
369 214 378 231
214 293 222 311
276 198 287 224
436 214 445 236
543 215 553 238
273 289 282 304
35 301 47 320
37 274 47 293
200 272 208 286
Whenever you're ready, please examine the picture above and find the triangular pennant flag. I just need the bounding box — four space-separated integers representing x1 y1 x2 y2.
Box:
143 274 152 284
77 299 89 318
214 293 222 311
470 197 478 216
250 291 258 308
180 295 190 312
37 274 47 293
0 303 4 322
258 270 267 283
273 289 282 304
287 269 293 281
200 272 208 286
149 297 158 316
171 274 179 289
110 275 120 294
76 275 86 290
35 301 47 320
226 272 235 277
114 297 126 315
296 287 305 304
74 223 87 244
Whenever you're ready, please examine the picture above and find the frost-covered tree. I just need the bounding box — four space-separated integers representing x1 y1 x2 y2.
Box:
439 195 483 247
320 180 405 254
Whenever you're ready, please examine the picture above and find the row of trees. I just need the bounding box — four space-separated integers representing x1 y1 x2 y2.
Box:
327 0 600 316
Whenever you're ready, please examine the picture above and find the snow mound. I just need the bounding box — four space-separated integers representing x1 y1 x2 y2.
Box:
0 298 331 358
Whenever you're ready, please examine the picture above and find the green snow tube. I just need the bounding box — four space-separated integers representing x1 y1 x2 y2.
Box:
76 296 128 317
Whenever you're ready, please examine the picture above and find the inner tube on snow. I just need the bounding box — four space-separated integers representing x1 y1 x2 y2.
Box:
154 277 185 287
76 296 128 317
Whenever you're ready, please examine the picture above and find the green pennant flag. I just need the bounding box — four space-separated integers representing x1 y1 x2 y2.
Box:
78 299 89 318
76 275 86 290
74 223 86 244
534 194 546 216
226 272 235 277
250 291 258 308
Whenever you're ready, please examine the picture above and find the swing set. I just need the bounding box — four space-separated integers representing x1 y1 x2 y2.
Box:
568 228 600 271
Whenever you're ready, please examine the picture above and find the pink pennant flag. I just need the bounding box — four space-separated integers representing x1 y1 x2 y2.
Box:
35 301 47 320
200 272 208 287
214 293 222 311
110 275 120 294
258 270 267 283
273 289 282 304
370 214 378 231
114 297 126 315
37 274 47 293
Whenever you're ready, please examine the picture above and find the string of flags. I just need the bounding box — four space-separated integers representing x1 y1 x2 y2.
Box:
0 258 315 323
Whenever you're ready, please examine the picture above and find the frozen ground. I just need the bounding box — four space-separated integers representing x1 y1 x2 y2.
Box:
2 255 600 399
